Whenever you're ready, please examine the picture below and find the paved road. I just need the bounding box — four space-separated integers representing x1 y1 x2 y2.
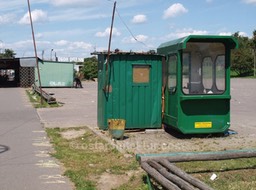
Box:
231 78 256 134
38 79 256 133
36 79 256 154
0 88 73 190
37 81 97 129
0 79 255 189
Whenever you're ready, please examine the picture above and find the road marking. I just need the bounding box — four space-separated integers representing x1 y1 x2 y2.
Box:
33 142 51 147
35 150 50 158
40 174 64 179
40 175 66 184
32 130 45 133
36 160 59 168
44 180 66 184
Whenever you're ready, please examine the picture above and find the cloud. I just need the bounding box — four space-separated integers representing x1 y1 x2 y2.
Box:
218 32 232 36
54 40 93 50
0 14 16 24
166 28 209 39
219 31 248 37
50 9 107 22
11 39 93 58
163 3 188 19
238 31 248 37
122 35 148 44
95 27 121 37
51 0 100 7
206 0 213 3
35 33 44 39
54 40 69 46
19 9 48 25
69 41 93 50
242 0 256 5
131 14 147 24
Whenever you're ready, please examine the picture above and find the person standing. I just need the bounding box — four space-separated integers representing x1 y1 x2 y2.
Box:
74 70 83 88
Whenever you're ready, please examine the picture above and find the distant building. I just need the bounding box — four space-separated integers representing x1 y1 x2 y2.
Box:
0 57 74 88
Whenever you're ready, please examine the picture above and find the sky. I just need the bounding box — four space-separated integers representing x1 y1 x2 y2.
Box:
0 0 256 61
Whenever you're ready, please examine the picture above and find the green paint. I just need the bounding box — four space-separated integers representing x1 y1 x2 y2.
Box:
97 53 163 130
35 60 74 87
158 35 238 134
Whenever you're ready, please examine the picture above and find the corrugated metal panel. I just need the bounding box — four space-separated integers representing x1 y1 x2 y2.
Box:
97 53 163 130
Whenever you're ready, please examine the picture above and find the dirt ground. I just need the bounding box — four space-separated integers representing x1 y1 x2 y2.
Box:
40 79 256 155
42 79 256 189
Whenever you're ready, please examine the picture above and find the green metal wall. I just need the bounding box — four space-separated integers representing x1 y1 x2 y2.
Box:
97 53 163 130
35 60 74 87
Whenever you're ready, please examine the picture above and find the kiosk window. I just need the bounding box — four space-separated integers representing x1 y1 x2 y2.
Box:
216 55 225 92
133 65 150 83
168 55 177 92
182 53 190 94
182 42 226 95
202 57 213 90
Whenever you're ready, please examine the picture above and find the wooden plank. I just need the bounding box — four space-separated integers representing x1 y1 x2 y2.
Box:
139 149 256 163
147 160 196 190
32 84 56 104
141 162 181 190
159 159 214 190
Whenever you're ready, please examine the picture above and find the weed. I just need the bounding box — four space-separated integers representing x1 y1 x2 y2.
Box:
176 158 256 189
46 127 147 190
26 89 59 108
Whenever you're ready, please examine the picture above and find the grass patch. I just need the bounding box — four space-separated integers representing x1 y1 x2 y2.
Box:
113 174 148 190
46 127 147 190
26 89 59 108
46 126 256 189
230 70 256 78
176 158 256 190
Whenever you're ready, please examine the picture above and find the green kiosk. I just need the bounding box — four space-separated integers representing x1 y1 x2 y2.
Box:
158 35 238 134
96 52 163 130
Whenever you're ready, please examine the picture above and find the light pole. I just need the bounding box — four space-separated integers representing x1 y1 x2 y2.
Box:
50 49 53 61
0 40 3 54
54 51 57 61
42 50 44 60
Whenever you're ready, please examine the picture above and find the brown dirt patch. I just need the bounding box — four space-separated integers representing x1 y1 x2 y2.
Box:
96 172 129 190
60 129 86 140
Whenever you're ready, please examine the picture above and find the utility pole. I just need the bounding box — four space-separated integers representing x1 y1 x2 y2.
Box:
27 0 43 105
105 1 116 92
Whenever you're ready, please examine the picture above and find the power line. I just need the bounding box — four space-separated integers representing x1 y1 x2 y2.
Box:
115 7 150 49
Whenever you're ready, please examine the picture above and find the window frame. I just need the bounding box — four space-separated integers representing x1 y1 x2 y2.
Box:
215 54 226 93
132 64 151 86
167 54 177 93
182 42 227 95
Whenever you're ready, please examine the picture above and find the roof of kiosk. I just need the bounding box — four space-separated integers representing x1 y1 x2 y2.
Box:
157 35 238 54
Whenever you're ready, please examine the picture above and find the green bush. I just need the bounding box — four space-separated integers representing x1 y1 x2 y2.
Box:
82 56 98 80
231 31 255 77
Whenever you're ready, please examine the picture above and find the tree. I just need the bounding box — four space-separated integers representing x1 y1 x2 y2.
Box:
82 56 98 80
231 32 254 76
252 30 256 49
252 30 256 76
0 49 16 58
